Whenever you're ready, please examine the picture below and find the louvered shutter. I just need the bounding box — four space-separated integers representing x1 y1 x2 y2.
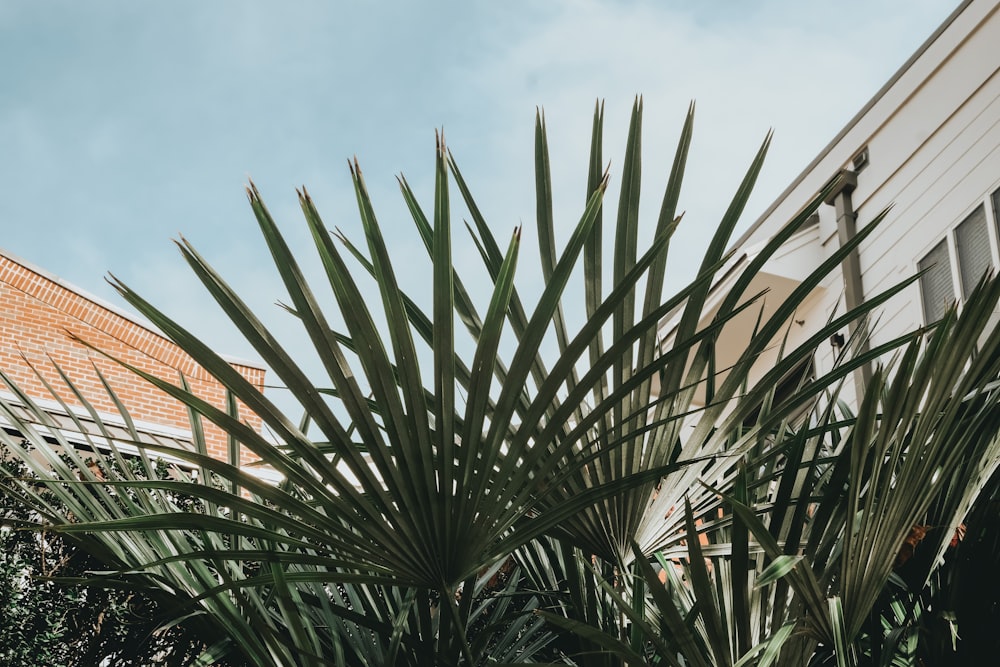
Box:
918 239 954 323
955 205 991 299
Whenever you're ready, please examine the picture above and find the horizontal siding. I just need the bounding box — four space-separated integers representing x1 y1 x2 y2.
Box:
661 3 1000 402
857 68 1000 345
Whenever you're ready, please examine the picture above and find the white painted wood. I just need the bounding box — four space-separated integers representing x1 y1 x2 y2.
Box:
657 0 1000 408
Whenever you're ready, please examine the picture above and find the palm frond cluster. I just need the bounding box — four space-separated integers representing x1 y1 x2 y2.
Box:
2 100 999 666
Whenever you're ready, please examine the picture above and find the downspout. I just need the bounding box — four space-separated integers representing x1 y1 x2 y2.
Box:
824 169 872 396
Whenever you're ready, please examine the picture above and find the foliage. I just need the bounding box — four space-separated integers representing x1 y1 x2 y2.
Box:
536 271 1000 666
1 99 999 665
0 448 234 666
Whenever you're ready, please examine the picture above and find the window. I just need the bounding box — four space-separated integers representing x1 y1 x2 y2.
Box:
918 188 1000 324
955 204 990 299
918 239 954 323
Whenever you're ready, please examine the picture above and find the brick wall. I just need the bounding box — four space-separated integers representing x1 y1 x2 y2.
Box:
0 251 265 464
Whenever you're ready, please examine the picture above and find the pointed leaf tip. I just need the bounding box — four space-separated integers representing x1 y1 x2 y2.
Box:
245 179 262 201
601 161 612 187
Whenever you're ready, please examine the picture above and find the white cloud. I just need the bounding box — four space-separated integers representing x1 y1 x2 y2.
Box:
442 0 955 297
0 0 959 417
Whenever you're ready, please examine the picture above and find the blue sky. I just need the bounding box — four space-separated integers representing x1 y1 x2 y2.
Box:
0 1 957 403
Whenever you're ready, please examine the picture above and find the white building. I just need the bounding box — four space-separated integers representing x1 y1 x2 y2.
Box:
661 0 1000 403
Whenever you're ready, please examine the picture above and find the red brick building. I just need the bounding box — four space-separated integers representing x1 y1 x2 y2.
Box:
0 248 265 465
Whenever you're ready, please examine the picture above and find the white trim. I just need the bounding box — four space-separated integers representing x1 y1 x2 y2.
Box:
0 391 285 485
0 389 194 441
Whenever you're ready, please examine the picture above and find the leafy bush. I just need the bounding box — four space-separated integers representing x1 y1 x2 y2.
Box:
0 449 236 666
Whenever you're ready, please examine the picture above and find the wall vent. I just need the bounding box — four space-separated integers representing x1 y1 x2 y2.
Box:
852 146 870 172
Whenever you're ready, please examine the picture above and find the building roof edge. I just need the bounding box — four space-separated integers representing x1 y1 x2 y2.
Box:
729 0 975 250
0 246 265 371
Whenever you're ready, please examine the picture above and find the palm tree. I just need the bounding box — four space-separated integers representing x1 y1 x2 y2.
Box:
2 99 997 665
537 276 1000 666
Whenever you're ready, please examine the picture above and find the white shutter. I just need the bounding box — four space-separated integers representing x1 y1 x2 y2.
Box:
918 240 954 323
955 205 991 299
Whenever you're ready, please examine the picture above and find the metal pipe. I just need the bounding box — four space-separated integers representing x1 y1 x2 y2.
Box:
824 169 872 393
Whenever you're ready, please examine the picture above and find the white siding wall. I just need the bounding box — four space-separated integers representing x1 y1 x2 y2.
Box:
736 0 1000 381
853 67 1000 344
655 1 1000 408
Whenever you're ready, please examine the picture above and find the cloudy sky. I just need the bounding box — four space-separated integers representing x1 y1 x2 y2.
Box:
0 1 957 403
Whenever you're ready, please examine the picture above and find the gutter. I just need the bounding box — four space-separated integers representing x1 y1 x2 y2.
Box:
728 0 974 252
824 169 872 394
